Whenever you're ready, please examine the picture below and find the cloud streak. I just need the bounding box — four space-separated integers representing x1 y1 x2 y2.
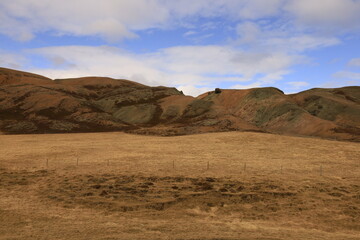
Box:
348 58 360 67
333 71 360 80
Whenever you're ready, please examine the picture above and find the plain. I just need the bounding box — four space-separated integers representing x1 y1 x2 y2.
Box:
0 131 359 240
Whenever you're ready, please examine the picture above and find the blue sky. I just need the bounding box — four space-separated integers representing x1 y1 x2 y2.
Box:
0 0 359 96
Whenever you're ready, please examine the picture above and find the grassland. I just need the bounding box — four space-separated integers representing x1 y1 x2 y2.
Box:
0 131 359 240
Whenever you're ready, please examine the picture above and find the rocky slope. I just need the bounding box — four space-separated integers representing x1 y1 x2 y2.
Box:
0 67 359 141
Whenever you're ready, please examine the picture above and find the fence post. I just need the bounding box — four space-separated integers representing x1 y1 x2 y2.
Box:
207 161 209 170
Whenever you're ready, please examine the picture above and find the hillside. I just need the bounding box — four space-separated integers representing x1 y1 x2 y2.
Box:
0 67 359 141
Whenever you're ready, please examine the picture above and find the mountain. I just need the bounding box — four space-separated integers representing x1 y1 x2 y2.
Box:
0 67 359 141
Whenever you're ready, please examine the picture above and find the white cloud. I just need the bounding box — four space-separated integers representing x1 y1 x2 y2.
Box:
0 0 169 41
285 0 360 34
149 45 296 80
230 82 261 89
333 71 360 80
0 13 34 41
163 0 284 20
348 58 360 67
259 70 291 83
0 49 26 69
234 20 340 53
183 31 197 37
286 81 309 88
1 0 359 42
331 63 360 87
236 21 261 43
227 70 291 91
264 35 340 53
200 22 219 30
234 0 284 20
322 79 360 88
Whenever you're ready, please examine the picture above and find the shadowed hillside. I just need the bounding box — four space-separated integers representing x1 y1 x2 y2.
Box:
0 67 359 141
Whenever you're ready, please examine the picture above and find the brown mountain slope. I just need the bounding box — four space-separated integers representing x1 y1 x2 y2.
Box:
0 67 52 85
290 87 360 130
0 67 359 141
194 88 347 140
0 67 183 133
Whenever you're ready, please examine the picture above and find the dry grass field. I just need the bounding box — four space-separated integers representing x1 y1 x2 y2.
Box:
0 131 359 240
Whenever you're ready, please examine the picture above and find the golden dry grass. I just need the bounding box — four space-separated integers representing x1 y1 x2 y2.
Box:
0 131 359 240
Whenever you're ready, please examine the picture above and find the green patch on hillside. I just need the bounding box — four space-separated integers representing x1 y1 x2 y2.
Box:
113 104 157 124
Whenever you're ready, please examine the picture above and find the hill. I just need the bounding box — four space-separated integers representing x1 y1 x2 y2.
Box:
0 67 359 141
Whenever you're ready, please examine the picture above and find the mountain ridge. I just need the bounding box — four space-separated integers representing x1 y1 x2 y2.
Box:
1 67 359 141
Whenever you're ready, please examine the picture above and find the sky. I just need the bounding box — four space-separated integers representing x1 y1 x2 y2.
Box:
0 0 360 96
